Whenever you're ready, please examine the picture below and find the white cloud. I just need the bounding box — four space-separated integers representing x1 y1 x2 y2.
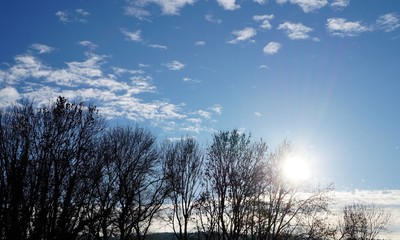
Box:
195 41 206 46
0 51 201 131
0 87 20 107
209 104 222 114
112 67 144 76
30 43 55 54
377 13 400 32
259 64 269 69
146 0 195 15
216 0 240 10
333 189 400 239
148 44 167 49
330 0 350 9
121 28 143 42
166 60 185 71
139 63 150 68
76 9 90 16
228 27 257 44
78 40 98 51
3 55 51 84
327 18 371 37
278 21 313 40
254 112 262 117
278 0 328 13
263 42 281 55
183 77 200 84
55 10 69 23
253 14 274 30
254 0 267 4
205 14 222 24
198 110 212 119
55 9 90 23
0 43 224 134
124 6 151 20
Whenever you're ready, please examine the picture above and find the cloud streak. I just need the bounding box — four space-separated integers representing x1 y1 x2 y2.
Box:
376 13 400 32
125 0 195 17
277 0 328 13
263 42 281 55
165 60 185 71
228 27 257 44
121 28 143 42
30 44 55 54
278 21 313 40
327 18 371 37
55 9 90 23
330 0 350 9
216 0 240 10
253 14 274 30
0 49 220 133
205 14 222 24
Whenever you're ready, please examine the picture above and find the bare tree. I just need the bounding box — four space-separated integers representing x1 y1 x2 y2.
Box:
260 141 333 240
161 137 204 240
94 126 167 240
0 100 37 240
338 203 391 240
201 129 267 240
0 96 105 240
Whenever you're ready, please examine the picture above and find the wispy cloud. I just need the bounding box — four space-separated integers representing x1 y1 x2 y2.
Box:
263 42 281 55
376 13 400 32
149 0 196 15
254 112 262 117
205 14 222 24
183 77 201 84
124 6 151 20
327 18 371 37
76 9 90 16
0 49 219 133
148 44 167 50
209 104 222 114
124 0 194 18
55 9 90 23
195 41 206 46
0 86 20 108
254 0 267 4
112 67 144 76
253 14 274 30
121 28 143 42
77 40 98 51
277 0 328 13
30 43 55 54
216 0 240 10
166 60 185 71
330 0 350 9
198 110 212 119
278 21 313 40
228 27 257 44
139 63 150 68
55 10 69 23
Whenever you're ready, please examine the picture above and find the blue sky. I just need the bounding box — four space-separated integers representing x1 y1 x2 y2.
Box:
1 0 400 193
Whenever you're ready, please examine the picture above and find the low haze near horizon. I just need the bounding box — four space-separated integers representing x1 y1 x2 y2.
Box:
1 0 400 236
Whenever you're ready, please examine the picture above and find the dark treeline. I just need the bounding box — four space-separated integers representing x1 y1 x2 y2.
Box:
0 97 391 240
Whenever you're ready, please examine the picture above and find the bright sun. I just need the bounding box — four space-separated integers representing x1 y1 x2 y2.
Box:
282 156 311 182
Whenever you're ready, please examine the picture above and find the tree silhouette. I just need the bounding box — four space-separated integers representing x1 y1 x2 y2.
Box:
161 137 204 240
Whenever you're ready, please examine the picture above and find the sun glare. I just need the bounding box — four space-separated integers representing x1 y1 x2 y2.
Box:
282 156 311 182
